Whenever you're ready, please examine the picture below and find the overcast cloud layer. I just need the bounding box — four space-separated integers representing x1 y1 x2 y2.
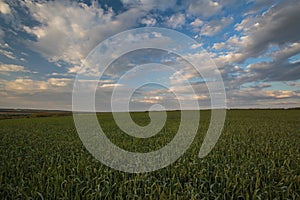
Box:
0 0 299 110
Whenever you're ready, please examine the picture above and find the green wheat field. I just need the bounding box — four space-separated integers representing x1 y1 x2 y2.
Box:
0 110 299 199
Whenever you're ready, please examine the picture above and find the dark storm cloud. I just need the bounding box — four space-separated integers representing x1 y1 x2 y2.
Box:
247 61 300 82
240 0 300 61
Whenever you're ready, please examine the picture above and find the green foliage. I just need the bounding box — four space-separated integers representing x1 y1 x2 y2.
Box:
0 110 299 199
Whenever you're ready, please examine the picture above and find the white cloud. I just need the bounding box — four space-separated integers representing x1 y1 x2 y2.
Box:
0 0 17 26
0 64 28 73
191 18 203 28
265 90 300 99
213 52 244 66
48 78 71 87
226 35 244 48
212 42 226 50
190 43 203 49
131 95 163 104
165 13 186 29
1 0 299 109
1 78 48 93
140 16 157 26
0 48 17 60
190 18 203 32
67 65 82 74
200 17 233 36
22 0 146 66
0 78 73 110
0 0 11 14
99 83 123 88
0 77 73 94
187 0 221 18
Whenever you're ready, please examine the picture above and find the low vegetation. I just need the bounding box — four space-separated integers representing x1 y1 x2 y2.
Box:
0 110 299 199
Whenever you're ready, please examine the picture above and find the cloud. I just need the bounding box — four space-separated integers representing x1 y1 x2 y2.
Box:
246 61 300 82
165 13 186 29
22 0 146 66
213 52 244 66
209 0 300 90
212 42 226 50
191 18 203 28
128 87 182 110
67 65 82 74
0 90 72 110
131 95 164 104
48 78 71 87
232 88 300 100
0 48 17 60
235 16 256 32
200 17 233 36
0 64 28 74
0 28 3 40
244 0 278 15
0 0 20 28
187 0 222 18
1 78 48 93
190 18 203 32
286 81 300 88
240 42 300 82
82 33 175 79
265 90 300 99
190 43 203 49
247 83 271 89
0 0 11 14
1 0 300 109
271 42 300 61
99 83 123 88
211 0 300 77
120 0 177 11
140 16 157 26
0 77 73 94
233 0 300 62
227 87 300 108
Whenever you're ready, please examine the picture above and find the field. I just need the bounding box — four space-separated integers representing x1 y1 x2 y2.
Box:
0 110 299 199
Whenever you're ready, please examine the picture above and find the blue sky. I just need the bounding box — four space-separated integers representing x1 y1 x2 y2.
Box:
0 0 299 110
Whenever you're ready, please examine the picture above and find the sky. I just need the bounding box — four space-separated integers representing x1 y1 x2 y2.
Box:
0 0 299 110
